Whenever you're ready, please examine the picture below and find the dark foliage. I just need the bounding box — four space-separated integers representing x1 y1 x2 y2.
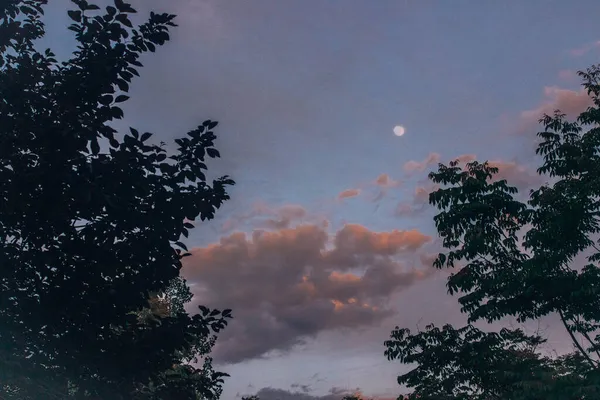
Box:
0 0 234 398
386 65 600 399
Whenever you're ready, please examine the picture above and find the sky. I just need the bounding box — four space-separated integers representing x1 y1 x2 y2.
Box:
41 1 600 399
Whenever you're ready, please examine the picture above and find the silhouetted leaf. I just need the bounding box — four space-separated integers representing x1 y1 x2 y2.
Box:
0 1 234 398
67 10 82 22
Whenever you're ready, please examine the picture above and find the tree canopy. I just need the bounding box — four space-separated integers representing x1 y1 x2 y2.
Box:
385 65 600 399
0 0 234 398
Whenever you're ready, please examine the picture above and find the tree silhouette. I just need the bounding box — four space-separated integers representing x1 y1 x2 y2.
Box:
0 0 234 398
386 65 600 399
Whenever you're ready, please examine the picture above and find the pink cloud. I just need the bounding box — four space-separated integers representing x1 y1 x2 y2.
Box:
487 160 544 191
569 40 600 57
338 189 361 200
519 86 593 134
395 183 440 217
337 174 402 203
558 69 576 82
182 223 433 363
403 153 441 173
396 155 541 217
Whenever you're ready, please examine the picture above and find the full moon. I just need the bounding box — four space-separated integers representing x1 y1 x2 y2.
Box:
393 125 406 136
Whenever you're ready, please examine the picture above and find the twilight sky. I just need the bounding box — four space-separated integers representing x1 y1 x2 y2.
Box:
42 1 600 399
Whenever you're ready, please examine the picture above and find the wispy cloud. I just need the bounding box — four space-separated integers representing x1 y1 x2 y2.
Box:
244 386 396 400
569 40 600 57
336 174 402 203
403 152 441 174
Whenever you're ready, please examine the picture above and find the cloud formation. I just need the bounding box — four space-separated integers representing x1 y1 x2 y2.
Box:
338 189 361 200
570 40 600 57
372 173 401 202
395 184 440 217
244 386 396 400
487 160 544 191
246 386 368 400
221 203 317 233
182 223 432 364
403 152 441 173
519 86 593 134
337 174 402 203
395 155 542 217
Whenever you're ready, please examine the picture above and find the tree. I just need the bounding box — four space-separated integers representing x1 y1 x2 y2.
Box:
0 0 234 398
385 65 600 399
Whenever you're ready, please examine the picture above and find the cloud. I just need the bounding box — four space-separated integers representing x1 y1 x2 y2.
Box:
372 174 401 202
290 383 313 393
221 203 314 233
338 189 361 200
403 152 441 173
374 174 399 188
519 86 593 134
245 387 395 400
558 69 576 82
569 40 600 57
395 184 439 217
337 174 401 203
263 205 309 230
487 160 544 191
453 153 477 164
395 155 542 217
182 223 432 364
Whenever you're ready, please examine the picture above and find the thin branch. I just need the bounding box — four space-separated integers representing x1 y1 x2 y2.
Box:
579 326 600 361
558 310 597 368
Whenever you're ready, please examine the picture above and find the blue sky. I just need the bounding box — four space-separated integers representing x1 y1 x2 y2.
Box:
43 1 600 399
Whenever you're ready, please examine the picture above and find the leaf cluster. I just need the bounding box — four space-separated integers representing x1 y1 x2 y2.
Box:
385 65 600 399
0 1 234 398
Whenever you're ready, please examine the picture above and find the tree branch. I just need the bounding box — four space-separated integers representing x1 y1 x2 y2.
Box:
559 310 597 368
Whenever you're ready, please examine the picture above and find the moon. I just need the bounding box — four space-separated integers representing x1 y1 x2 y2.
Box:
393 125 406 136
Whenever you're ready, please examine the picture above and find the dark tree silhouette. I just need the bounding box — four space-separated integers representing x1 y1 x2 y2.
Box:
386 65 600 399
0 0 234 398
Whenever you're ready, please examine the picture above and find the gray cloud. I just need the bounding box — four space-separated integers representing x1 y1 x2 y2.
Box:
242 386 397 400
182 223 432 364
221 203 314 233
245 387 352 400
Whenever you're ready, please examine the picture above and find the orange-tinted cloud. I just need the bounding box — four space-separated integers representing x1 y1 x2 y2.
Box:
337 174 402 203
182 223 432 363
396 155 542 217
519 86 593 134
487 160 544 191
403 152 441 173
375 173 399 188
338 188 361 200
445 155 543 192
372 173 401 202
